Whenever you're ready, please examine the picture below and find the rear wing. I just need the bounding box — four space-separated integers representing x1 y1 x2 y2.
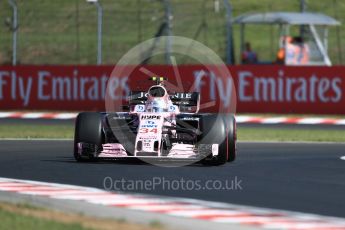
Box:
170 92 200 113
128 91 200 113
128 91 147 105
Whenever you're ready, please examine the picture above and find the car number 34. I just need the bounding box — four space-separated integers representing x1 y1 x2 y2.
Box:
139 128 158 134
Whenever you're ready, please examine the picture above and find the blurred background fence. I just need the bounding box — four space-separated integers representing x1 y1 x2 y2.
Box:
0 0 344 65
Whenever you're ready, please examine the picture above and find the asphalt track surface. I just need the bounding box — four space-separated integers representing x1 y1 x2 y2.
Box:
0 140 344 218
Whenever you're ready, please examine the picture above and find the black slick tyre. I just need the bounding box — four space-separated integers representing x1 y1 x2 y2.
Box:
74 112 103 161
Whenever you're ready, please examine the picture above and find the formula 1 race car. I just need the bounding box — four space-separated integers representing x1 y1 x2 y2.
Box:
74 78 236 165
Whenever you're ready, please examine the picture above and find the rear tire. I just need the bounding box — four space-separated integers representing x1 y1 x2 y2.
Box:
74 112 103 161
220 114 237 162
198 114 227 166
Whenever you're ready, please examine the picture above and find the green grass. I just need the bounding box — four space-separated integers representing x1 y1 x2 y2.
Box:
238 127 345 142
0 205 89 230
0 0 344 65
0 123 344 142
0 124 74 139
0 201 162 230
149 220 163 229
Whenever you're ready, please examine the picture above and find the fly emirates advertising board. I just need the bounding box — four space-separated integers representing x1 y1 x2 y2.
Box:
0 65 343 114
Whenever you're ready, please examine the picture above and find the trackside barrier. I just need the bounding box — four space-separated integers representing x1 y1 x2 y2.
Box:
0 65 344 114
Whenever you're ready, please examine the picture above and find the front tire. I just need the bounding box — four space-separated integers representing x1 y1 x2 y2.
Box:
74 112 103 161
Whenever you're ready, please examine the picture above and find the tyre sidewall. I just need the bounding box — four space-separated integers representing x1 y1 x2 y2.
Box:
220 114 236 162
74 112 103 161
198 114 227 165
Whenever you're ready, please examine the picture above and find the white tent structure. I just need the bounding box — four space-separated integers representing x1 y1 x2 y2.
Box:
234 12 341 66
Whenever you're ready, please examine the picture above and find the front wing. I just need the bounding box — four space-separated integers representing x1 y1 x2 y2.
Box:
76 142 218 161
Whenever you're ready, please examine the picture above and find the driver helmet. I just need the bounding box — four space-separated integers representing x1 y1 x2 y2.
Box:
147 99 168 112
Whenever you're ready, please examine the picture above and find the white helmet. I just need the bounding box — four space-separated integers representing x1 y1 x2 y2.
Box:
147 99 168 112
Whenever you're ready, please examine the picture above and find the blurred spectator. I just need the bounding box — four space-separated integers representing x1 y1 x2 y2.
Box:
293 36 309 65
276 36 292 64
241 42 258 64
276 36 309 65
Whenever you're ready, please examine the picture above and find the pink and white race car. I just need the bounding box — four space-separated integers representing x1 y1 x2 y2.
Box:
74 81 236 165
